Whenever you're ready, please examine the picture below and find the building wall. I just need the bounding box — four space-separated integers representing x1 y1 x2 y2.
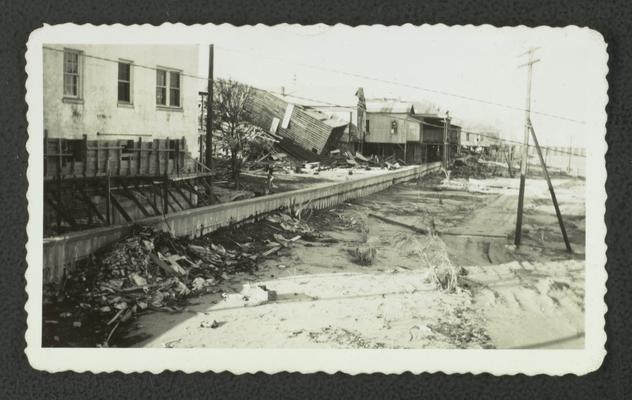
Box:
421 123 460 145
43 44 201 156
421 125 444 144
365 113 416 144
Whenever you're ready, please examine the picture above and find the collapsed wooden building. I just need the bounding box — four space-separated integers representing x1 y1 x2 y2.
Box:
245 88 349 161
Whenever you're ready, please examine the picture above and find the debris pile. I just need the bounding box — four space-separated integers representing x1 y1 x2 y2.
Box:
451 155 509 179
44 209 325 346
322 150 401 171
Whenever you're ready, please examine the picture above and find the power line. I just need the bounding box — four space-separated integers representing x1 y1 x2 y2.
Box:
254 89 585 157
42 46 585 157
43 46 210 82
214 45 586 125
45 45 586 125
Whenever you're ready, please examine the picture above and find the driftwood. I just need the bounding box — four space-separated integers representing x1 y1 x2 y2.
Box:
368 213 507 239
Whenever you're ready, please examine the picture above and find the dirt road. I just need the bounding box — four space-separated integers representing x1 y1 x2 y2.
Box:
126 174 585 349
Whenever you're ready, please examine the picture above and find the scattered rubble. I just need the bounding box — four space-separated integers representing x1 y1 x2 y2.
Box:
43 210 321 347
451 155 510 179
222 283 278 307
352 244 377 265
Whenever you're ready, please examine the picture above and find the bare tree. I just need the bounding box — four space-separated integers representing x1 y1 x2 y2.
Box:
211 79 255 189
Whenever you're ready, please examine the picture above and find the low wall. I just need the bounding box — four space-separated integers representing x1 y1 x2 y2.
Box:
43 162 441 283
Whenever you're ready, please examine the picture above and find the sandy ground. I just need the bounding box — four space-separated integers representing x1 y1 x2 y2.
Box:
125 174 585 349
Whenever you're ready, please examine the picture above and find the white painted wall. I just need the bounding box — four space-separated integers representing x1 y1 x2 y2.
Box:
43 44 201 157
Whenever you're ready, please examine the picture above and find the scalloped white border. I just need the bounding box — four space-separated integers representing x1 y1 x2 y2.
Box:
24 23 608 375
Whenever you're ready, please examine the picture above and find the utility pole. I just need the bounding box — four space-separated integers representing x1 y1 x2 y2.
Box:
528 121 572 252
355 88 366 154
567 135 573 173
205 45 214 170
515 47 540 246
348 111 353 144
443 111 451 169
198 91 206 163
205 44 214 202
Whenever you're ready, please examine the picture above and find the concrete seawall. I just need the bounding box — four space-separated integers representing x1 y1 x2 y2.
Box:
43 162 442 283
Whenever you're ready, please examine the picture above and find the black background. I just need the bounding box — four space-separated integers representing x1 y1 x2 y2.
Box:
1 1 629 398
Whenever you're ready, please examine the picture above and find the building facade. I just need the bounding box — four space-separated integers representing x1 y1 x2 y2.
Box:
42 45 208 235
43 44 201 157
461 130 500 149
359 99 460 164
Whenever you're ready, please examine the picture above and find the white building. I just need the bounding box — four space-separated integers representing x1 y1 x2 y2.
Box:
43 44 201 157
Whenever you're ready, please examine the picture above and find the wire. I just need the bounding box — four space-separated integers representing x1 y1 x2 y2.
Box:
248 89 585 157
44 46 209 82
45 45 585 124
42 46 585 157
214 45 586 125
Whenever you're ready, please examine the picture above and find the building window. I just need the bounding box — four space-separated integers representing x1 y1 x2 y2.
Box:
366 119 370 133
390 120 398 135
118 61 132 104
466 132 470 141
169 71 180 107
156 70 167 105
63 50 81 98
156 68 182 108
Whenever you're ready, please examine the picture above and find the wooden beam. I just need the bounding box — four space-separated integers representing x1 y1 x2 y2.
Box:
82 134 88 177
528 122 572 252
137 137 142 175
172 182 194 208
135 182 161 215
183 179 204 199
116 139 122 176
157 179 176 214
166 185 185 210
75 185 106 223
45 195 77 227
108 190 133 223
121 182 152 217
105 173 111 225
155 140 160 176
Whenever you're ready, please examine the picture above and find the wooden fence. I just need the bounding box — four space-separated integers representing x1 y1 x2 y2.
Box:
44 134 199 180
42 162 441 283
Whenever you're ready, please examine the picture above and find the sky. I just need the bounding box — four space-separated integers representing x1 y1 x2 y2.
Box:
195 24 607 148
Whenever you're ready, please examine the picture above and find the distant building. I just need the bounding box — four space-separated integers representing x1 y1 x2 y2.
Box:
461 130 500 150
356 99 460 164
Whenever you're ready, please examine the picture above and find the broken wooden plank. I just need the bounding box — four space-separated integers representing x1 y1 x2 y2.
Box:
45 195 78 227
368 213 431 235
120 182 152 217
262 246 281 257
108 191 133 223
166 185 185 210
149 253 187 277
135 182 161 215
75 186 106 223
172 183 194 208
368 213 506 239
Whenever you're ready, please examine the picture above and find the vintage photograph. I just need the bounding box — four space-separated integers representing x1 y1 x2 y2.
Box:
25 24 607 374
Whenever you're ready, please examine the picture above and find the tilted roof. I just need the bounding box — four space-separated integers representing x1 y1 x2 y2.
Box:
365 99 415 114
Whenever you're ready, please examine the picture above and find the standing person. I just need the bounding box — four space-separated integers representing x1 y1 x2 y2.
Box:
265 164 275 195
